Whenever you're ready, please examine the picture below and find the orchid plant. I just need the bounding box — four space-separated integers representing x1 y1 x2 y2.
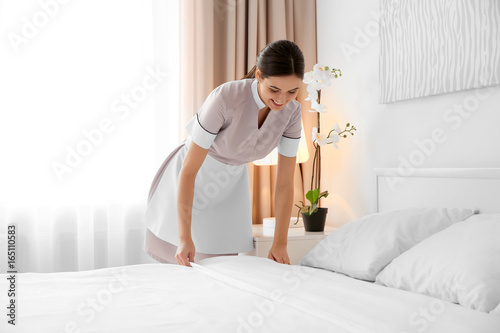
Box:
295 65 356 218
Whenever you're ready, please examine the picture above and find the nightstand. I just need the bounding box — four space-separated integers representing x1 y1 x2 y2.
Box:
240 224 337 264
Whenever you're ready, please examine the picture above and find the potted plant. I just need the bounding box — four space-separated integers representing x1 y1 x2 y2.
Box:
295 64 356 231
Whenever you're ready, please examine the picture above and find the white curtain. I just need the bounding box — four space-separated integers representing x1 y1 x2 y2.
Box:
0 0 179 273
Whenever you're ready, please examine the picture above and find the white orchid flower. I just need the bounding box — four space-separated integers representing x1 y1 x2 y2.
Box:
303 71 314 84
332 123 341 134
305 90 318 102
307 80 325 93
309 100 327 113
304 64 342 114
312 64 323 71
328 132 340 149
306 81 317 92
312 64 331 86
312 127 318 141
309 77 327 91
312 127 328 146
312 64 325 77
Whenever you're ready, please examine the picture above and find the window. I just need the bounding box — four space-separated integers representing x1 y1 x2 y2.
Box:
0 0 180 272
0 0 179 206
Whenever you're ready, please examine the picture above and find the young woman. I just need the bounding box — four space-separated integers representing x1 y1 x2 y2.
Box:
142 40 305 267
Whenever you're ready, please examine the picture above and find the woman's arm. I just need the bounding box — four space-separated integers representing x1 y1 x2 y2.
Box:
176 142 209 267
268 153 296 264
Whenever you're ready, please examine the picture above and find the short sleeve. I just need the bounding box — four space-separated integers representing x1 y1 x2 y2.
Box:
278 103 302 157
185 87 226 149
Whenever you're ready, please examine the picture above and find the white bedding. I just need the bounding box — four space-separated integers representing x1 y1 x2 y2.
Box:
1 256 499 333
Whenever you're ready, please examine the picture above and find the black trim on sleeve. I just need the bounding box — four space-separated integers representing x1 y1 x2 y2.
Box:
196 113 218 135
282 135 301 140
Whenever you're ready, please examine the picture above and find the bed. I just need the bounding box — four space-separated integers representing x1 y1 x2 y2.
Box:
1 168 500 332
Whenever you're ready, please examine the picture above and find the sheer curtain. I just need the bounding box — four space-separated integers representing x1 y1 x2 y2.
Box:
0 0 179 273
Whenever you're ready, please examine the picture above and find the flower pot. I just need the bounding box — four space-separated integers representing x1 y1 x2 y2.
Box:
301 207 328 232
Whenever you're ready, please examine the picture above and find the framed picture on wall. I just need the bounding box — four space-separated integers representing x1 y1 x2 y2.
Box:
379 0 500 104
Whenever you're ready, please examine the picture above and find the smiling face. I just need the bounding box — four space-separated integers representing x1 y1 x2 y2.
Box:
255 68 302 111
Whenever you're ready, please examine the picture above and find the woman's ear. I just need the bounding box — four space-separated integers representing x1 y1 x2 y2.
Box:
255 67 261 82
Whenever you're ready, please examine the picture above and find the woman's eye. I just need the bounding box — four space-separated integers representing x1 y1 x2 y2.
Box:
270 89 279 93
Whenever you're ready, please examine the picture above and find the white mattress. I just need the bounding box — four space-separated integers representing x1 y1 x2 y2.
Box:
1 256 499 332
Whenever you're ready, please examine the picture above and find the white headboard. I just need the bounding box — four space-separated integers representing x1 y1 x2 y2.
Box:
374 168 500 214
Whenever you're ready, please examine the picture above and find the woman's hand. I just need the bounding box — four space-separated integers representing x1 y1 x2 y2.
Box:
175 238 196 267
268 244 290 265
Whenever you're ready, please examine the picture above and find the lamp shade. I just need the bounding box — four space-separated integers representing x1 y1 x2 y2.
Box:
252 126 309 166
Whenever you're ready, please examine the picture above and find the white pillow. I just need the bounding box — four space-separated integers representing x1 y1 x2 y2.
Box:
491 302 500 316
376 214 500 313
299 207 477 281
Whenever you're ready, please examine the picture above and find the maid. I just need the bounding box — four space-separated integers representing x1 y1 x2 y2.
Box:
142 40 304 266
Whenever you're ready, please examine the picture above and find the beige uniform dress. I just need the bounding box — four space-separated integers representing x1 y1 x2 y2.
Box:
142 78 302 263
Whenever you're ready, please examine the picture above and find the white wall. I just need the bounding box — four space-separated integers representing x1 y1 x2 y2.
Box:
316 0 500 227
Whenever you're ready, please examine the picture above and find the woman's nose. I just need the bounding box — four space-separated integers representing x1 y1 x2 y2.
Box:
276 93 286 103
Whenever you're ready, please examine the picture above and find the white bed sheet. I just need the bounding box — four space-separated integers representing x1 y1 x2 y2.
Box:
1 256 499 333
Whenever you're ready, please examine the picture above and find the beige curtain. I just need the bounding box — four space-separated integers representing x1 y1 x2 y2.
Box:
179 0 317 224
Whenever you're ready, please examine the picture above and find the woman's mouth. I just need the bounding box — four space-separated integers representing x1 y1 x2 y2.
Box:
271 99 283 107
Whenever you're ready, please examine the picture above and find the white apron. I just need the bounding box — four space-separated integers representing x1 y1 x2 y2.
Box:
142 78 302 255
142 136 254 254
